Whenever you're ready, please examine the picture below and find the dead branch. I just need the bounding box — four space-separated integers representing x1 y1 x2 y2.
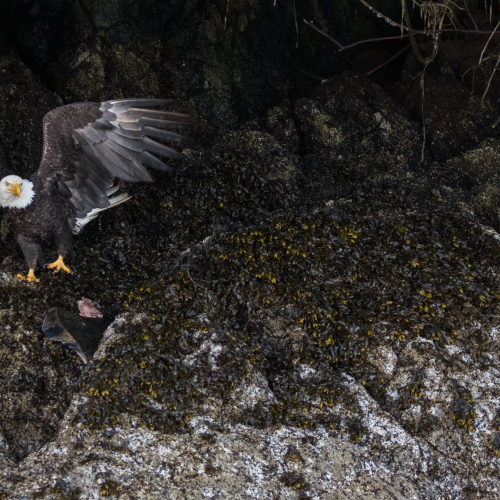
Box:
357 0 426 34
479 18 500 64
463 0 479 31
403 0 439 65
420 72 427 163
482 52 500 99
303 20 416 51
297 68 325 81
365 43 411 75
303 20 500 53
224 0 229 30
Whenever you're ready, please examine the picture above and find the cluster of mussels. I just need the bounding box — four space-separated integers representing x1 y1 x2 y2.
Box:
2 135 499 444
71 178 500 437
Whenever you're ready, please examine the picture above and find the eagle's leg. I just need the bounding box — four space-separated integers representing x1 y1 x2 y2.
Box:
48 226 73 274
26 269 39 282
47 255 71 274
17 234 42 283
17 269 40 282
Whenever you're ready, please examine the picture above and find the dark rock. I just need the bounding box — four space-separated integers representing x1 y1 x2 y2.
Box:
2 6 500 497
386 52 499 162
295 72 422 193
0 55 62 178
0 302 81 461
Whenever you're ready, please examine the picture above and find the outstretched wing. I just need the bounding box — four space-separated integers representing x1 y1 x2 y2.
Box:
36 99 192 220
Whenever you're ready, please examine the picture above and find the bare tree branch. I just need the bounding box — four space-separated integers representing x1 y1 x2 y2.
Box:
420 72 427 163
365 43 411 75
303 19 500 53
304 9 500 55
224 0 230 30
479 18 500 65
482 52 500 99
402 0 440 65
357 0 426 34
303 20 416 51
297 67 325 81
303 20 344 49
463 0 479 31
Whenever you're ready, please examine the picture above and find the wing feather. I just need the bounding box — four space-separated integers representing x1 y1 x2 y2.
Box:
114 125 191 143
37 99 192 221
91 143 153 182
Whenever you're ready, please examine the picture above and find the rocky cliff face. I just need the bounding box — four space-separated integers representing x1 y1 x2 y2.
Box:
1 1 500 499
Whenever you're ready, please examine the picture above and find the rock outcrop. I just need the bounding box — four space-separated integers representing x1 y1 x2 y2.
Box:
1 3 500 497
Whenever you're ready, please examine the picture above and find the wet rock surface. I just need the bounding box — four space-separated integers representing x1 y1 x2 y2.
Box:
386 53 498 163
2 3 500 498
2 307 500 498
296 72 422 190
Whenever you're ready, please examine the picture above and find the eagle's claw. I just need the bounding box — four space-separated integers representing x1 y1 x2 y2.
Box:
47 255 71 274
17 269 40 283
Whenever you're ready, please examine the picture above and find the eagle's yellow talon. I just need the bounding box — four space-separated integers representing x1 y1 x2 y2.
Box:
16 269 39 282
27 269 40 282
47 255 71 274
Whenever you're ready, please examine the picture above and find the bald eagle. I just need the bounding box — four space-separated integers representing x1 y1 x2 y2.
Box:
0 99 192 282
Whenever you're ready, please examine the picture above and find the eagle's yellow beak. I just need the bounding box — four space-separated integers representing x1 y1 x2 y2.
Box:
7 183 21 198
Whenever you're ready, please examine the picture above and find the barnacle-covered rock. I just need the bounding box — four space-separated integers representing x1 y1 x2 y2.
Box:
294 72 422 189
445 138 500 187
0 431 14 470
386 52 498 162
441 138 500 228
3 25 500 497
0 304 80 461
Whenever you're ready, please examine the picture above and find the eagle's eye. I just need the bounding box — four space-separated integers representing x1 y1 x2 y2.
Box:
5 181 9 187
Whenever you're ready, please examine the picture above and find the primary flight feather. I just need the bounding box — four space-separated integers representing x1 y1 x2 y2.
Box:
0 99 192 282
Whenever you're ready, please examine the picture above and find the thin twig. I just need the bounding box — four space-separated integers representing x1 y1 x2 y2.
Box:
185 268 206 291
293 0 299 48
479 19 500 65
358 0 497 36
463 0 479 31
297 67 325 80
404 0 438 65
303 19 500 53
400 0 404 37
358 0 426 34
451 11 465 31
438 0 450 30
420 71 427 163
430 27 500 35
482 52 500 99
461 46 500 82
365 43 411 75
303 20 344 49
224 0 230 31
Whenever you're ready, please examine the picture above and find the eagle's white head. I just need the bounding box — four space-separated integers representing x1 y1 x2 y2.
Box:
0 175 35 209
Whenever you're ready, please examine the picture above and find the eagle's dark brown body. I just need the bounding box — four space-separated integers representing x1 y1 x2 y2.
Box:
4 173 75 270
0 99 192 281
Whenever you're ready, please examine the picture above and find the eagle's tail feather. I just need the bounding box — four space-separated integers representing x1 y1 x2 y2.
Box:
73 190 131 235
